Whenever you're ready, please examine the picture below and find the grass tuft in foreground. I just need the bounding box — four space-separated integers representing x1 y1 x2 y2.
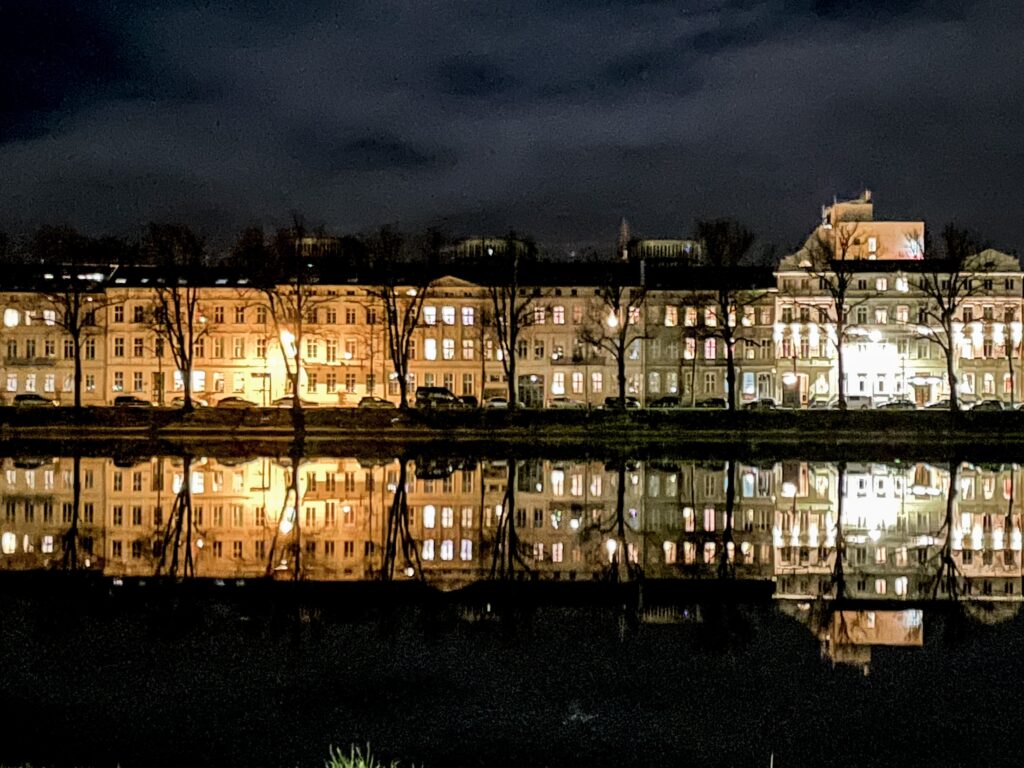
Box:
325 744 415 768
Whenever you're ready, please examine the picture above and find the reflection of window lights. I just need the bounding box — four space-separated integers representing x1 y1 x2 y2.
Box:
422 540 434 560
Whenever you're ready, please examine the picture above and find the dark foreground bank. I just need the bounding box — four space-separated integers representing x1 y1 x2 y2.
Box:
0 575 1021 768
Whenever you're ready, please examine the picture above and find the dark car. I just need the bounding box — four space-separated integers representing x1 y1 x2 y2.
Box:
458 395 479 408
971 399 1007 411
271 395 316 408
603 396 641 410
13 393 58 408
694 397 727 409
113 395 153 407
743 398 777 411
648 396 681 409
415 386 462 408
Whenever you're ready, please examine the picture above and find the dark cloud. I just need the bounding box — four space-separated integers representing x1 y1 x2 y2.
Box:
0 0 1021 256
435 55 519 98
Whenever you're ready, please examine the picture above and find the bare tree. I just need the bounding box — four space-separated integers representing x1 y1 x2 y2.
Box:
693 220 758 411
928 460 964 599
579 262 647 407
60 454 84 570
487 234 541 409
798 223 875 410
918 225 997 412
365 228 434 409
31 227 118 411
143 223 211 411
253 222 334 428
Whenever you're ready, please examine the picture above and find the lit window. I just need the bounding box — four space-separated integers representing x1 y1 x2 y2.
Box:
876 277 887 291
460 539 473 561
462 307 475 326
553 306 565 324
424 339 437 360
422 540 434 561
423 306 436 325
423 505 436 528
440 540 454 561
442 338 455 360
2 308 18 327
441 306 455 325
552 372 565 395
664 306 677 327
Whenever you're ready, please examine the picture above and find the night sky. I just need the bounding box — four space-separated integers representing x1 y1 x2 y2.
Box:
2 0 1022 254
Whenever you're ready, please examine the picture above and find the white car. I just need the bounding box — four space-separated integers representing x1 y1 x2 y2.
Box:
547 397 585 410
485 397 510 409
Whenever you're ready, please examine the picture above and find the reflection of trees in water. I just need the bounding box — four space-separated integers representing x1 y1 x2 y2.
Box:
927 460 963 600
580 461 641 583
59 454 83 571
829 461 847 601
154 455 197 578
379 459 422 581
264 439 305 580
717 459 736 580
490 461 533 580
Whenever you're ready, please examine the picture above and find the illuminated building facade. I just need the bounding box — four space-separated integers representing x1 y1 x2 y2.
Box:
0 194 1019 408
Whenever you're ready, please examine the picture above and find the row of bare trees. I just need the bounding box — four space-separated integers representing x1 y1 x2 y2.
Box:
8 218 1002 413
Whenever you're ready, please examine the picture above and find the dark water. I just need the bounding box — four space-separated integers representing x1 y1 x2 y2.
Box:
0 449 1020 767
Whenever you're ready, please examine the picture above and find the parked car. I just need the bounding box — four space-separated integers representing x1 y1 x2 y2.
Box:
216 396 257 408
358 396 397 409
113 395 153 407
271 395 316 408
603 396 641 410
415 386 462 408
169 396 208 407
743 398 778 411
693 397 727 409
458 395 479 408
971 399 1007 411
547 397 586 410
808 397 835 410
485 396 510 409
13 393 58 408
877 399 917 410
925 399 951 409
648 396 682 409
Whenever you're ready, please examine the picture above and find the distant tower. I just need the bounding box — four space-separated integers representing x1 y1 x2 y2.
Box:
617 217 631 261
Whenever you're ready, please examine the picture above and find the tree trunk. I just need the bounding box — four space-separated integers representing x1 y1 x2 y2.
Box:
725 331 737 411
73 332 83 412
946 318 959 412
836 316 846 410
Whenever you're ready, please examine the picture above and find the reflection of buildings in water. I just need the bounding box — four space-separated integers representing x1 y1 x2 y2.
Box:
0 457 1020 601
772 461 1024 602
817 606 923 674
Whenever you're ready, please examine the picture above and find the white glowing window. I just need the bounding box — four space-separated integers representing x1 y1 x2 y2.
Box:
462 307 475 326
663 541 677 564
868 237 878 254
441 306 455 325
875 277 887 291
459 539 473 560
534 542 545 561
440 539 454 561
442 338 455 360
422 539 434 560
704 308 717 326
42 535 54 554
191 472 204 494
6 374 16 392
875 578 887 595
423 339 437 360
664 306 678 327
551 372 565 395
553 306 565 325
2 309 18 327
423 505 436 529
1 532 15 554
551 470 565 496
423 306 436 325
440 506 453 528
